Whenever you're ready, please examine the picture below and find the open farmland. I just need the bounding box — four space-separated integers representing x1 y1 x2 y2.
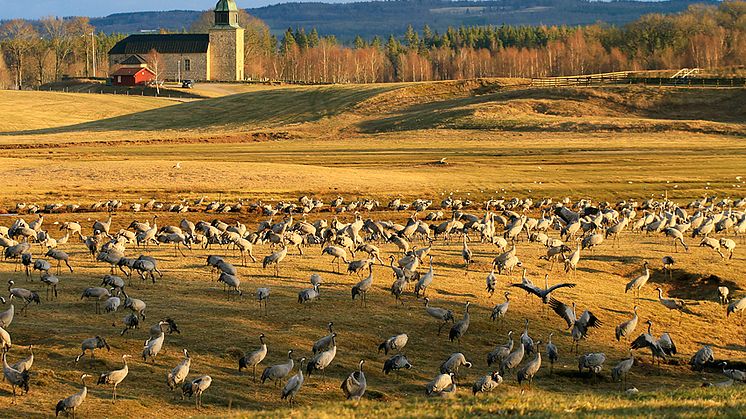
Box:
0 80 744 417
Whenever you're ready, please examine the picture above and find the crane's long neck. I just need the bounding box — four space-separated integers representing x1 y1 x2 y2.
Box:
647 322 652 335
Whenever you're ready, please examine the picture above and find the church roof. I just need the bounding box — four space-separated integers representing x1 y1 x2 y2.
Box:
109 34 209 55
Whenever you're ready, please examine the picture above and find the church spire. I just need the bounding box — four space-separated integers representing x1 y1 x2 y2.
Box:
214 0 240 28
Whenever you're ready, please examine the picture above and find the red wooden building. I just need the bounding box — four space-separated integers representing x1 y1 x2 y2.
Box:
111 66 155 86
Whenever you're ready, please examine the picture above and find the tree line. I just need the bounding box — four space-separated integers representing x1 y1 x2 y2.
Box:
1 1 744 88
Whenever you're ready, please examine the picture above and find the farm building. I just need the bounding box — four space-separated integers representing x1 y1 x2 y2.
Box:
111 66 156 86
108 0 244 82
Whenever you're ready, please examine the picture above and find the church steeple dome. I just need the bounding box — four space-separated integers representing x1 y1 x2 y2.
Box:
214 0 240 28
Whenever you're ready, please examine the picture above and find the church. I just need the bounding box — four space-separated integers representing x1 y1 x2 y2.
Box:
108 0 245 82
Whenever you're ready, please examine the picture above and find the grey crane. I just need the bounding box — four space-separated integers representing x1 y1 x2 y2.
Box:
662 256 675 280
486 268 497 297
239 334 268 382
167 349 191 391
56 374 92 418
578 352 606 379
461 234 473 271
32 259 52 277
218 272 242 297
425 297 454 336
426 372 454 395
313 322 335 354
546 333 558 375
630 320 675 365
41 273 60 301
182 375 212 409
120 313 140 336
341 360 367 400
625 261 650 300
612 352 635 387
347 258 373 277
0 326 10 352
322 245 348 274
263 245 288 277
257 287 271 315
727 296 746 320
663 227 688 252
75 336 111 363
310 273 322 287
352 265 374 306
122 291 146 320
97 354 131 401
81 287 111 314
500 335 525 376
690 345 715 372
415 255 434 297
548 298 602 353
307 333 337 378
449 301 471 344
150 318 180 337
490 292 511 329
10 345 33 373
104 296 121 315
378 333 408 355
261 350 294 386
143 321 167 363
101 275 125 294
655 287 686 324
472 371 503 396
521 319 534 355
615 306 639 341
720 238 736 259
45 248 73 274
8 281 41 314
440 352 472 382
0 297 14 328
720 362 746 383
21 253 32 277
2 352 29 404
132 256 163 284
517 341 543 388
717 286 730 305
383 353 412 375
487 330 513 367
280 358 306 408
511 273 576 307
298 284 320 304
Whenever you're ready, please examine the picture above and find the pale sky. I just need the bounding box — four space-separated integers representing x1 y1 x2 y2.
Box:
0 0 348 20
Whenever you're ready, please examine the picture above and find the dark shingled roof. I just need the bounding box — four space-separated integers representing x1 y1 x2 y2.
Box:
119 54 147 65
109 34 209 55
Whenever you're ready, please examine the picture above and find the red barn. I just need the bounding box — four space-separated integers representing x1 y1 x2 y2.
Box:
111 66 155 86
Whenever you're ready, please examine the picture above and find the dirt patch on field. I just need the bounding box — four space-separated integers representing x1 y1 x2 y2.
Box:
0 131 292 150
663 272 741 301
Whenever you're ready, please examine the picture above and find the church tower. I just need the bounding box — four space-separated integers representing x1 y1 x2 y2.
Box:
209 0 244 81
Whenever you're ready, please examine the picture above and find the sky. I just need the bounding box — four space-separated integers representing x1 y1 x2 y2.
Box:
0 0 347 20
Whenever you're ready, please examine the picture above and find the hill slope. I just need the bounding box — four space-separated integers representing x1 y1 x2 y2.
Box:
88 0 717 39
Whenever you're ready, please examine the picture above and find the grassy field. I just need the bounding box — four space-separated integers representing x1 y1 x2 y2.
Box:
0 80 744 417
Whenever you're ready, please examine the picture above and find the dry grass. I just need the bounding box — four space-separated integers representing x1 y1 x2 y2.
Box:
0 81 744 417
2 209 745 418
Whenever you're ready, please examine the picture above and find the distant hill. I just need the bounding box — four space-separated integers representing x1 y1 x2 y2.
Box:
89 0 718 40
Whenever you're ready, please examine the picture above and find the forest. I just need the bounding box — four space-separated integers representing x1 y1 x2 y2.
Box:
0 1 744 87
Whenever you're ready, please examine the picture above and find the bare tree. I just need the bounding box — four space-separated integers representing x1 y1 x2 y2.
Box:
146 48 164 94
0 19 37 89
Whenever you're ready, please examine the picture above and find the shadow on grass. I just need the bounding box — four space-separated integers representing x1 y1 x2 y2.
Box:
1 86 391 136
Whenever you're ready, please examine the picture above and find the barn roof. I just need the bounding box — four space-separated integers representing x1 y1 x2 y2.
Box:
111 67 155 77
119 54 148 66
109 34 209 55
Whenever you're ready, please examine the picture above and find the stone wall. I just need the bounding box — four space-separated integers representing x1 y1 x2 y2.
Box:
209 27 244 81
109 52 210 81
